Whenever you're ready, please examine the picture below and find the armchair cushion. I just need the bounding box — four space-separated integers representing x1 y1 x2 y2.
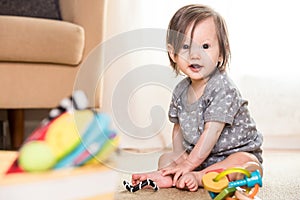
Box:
0 0 61 20
0 16 85 65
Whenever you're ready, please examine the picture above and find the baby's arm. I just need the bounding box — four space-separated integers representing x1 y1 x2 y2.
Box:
172 123 186 154
160 124 187 169
187 121 225 167
163 121 225 185
172 123 189 165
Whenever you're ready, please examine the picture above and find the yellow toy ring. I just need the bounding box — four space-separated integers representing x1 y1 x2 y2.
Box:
214 167 251 182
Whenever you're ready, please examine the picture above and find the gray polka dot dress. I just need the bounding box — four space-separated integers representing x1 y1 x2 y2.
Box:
168 70 263 169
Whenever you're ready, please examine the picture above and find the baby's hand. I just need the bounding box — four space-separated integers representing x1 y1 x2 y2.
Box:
176 172 199 192
162 160 194 186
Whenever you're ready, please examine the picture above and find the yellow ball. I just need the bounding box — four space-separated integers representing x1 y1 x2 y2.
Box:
18 141 56 172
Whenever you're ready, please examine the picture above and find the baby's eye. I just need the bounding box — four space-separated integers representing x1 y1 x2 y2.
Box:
202 43 210 49
182 44 189 49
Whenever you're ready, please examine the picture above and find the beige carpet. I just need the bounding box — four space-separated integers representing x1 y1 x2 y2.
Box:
114 150 300 200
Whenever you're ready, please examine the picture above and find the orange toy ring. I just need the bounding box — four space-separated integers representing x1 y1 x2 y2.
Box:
234 184 260 200
248 184 260 198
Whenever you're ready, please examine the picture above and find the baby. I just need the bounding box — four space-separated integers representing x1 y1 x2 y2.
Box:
132 4 263 191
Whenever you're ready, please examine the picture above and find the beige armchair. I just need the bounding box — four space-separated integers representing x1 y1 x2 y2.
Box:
0 0 106 149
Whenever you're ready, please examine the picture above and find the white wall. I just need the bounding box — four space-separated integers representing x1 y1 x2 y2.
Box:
100 0 300 149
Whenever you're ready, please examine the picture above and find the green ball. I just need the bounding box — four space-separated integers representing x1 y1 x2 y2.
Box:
18 141 56 172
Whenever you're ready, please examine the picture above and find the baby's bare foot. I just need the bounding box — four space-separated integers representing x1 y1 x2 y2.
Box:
176 172 199 192
131 170 173 188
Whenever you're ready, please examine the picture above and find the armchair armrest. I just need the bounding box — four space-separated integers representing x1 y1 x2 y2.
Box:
59 0 106 57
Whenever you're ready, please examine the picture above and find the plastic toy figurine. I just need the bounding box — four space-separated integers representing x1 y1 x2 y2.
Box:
123 178 159 193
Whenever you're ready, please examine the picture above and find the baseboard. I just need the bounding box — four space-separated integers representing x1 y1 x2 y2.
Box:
120 135 300 153
262 134 300 150
21 120 300 151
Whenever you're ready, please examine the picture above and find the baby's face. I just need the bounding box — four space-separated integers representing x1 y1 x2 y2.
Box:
175 17 222 82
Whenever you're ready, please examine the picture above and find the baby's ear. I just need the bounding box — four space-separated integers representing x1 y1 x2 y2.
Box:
218 56 223 64
167 44 176 62
217 51 224 64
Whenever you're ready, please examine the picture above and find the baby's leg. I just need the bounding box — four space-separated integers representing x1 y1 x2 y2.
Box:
131 151 187 188
131 170 173 188
204 152 262 181
186 152 262 188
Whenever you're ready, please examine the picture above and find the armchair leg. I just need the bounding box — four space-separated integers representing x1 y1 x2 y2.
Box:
8 109 24 150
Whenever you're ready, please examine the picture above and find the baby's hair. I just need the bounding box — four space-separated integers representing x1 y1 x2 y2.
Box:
167 4 231 75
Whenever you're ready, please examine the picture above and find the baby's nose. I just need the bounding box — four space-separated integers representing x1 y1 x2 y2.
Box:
189 44 202 59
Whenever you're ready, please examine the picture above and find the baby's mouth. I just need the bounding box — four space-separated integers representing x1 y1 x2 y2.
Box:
189 64 202 69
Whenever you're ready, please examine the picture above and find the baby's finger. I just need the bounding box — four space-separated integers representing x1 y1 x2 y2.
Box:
172 172 182 186
185 179 192 186
190 185 198 192
162 168 175 176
